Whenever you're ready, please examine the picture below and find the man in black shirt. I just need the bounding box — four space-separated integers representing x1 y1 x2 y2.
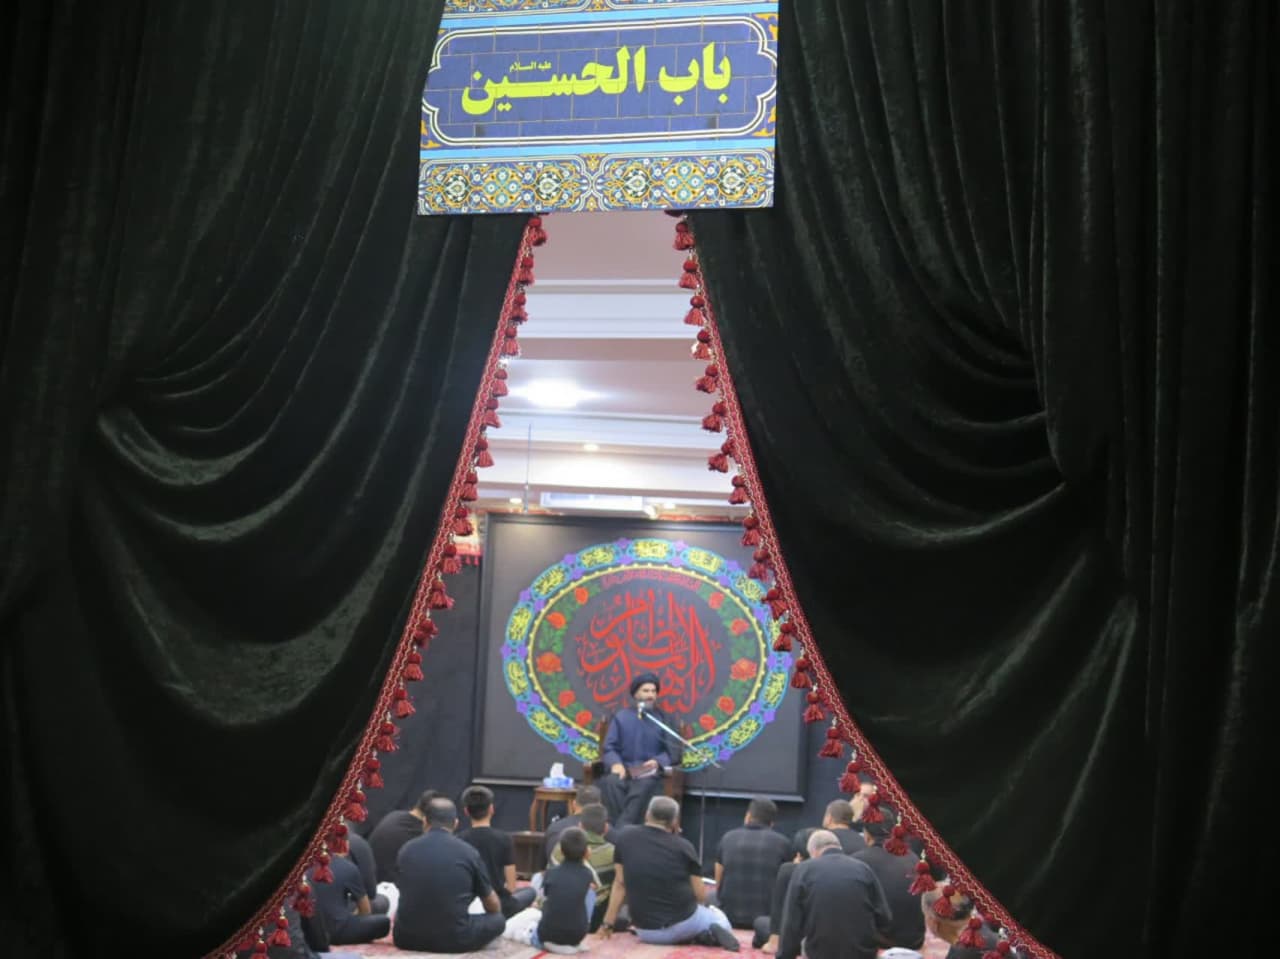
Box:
853 807 925 952
458 784 537 917
344 827 388 914
366 788 439 885
536 827 597 949
822 798 867 855
544 783 603 856
394 797 505 953
310 851 390 946
778 830 891 959
714 797 793 929
752 826 815 952
600 796 738 950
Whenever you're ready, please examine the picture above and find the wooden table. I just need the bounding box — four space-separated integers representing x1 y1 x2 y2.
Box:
528 785 577 832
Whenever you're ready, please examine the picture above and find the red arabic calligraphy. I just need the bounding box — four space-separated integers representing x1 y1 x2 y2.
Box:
577 587 721 715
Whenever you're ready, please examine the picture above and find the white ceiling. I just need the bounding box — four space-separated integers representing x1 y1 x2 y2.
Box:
477 210 745 520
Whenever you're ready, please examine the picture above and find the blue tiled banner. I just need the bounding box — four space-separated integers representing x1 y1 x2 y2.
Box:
419 0 777 214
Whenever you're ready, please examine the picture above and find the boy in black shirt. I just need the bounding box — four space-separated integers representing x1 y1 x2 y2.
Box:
457 784 537 917
536 827 598 952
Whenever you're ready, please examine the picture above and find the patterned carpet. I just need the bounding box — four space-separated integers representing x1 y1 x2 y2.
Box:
349 926 953 959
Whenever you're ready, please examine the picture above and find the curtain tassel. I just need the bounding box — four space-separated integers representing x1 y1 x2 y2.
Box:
393 687 415 718
428 579 453 610
404 650 424 682
267 913 291 948
492 367 510 397
740 513 761 546
958 917 986 949
501 324 520 357
884 824 910 856
909 860 934 896
702 401 727 432
292 880 315 918
528 215 547 247
344 789 368 823
441 543 462 575
412 617 438 647
516 255 535 285
695 363 720 393
818 724 844 757
678 257 700 289
803 691 825 723
475 437 494 469
376 720 399 752
791 656 812 689
765 587 789 618
839 758 865 794
728 474 749 505
364 757 384 790
313 850 335 885
328 822 349 856
453 507 474 537
673 221 696 251
748 547 771 580
861 791 885 823
931 884 958 918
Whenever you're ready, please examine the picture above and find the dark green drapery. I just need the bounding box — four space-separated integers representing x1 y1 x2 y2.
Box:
1 2 1273 957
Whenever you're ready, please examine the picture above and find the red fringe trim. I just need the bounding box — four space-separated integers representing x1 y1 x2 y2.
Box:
884 824 910 856
364 757 384 790
393 688 415 718
344 789 368 822
932 885 958 918
404 650 424 682
268 914 292 948
818 725 844 758
959 918 986 948
909 861 935 896
292 881 315 918
313 851 334 885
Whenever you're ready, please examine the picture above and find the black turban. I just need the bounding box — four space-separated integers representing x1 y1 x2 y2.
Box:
629 672 660 697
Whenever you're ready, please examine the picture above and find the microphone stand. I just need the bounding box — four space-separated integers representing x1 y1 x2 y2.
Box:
641 707 721 863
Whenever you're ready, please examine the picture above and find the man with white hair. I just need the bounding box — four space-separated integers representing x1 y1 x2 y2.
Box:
777 829 892 959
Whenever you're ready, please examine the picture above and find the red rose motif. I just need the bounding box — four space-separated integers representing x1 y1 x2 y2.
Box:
707 592 725 610
730 618 749 635
730 658 758 681
574 587 589 604
536 652 562 673
717 695 735 714
546 611 567 629
698 714 717 731
558 689 576 708
575 709 593 727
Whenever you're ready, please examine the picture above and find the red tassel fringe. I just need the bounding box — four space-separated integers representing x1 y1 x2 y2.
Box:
453 508 473 537
328 822 349 856
862 792 885 823
428 580 453 610
932 885 957 918
475 437 494 469
529 216 548 247
695 364 719 393
884 824 910 856
958 917 986 948
313 852 334 885
984 943 1012 959
376 720 399 753
394 688 415 718
674 222 695 251
803 703 825 723
292 881 315 918
442 543 462 575
772 632 792 652
909 861 934 896
364 757 384 790
404 650 424 682
345 789 368 822
685 307 706 326
412 617 438 647
839 758 865 794
268 914 292 948
818 725 844 758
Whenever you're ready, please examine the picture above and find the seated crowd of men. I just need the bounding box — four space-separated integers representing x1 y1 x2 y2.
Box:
240 777 1023 959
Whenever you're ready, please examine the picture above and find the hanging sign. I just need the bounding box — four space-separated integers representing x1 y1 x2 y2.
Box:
418 0 778 214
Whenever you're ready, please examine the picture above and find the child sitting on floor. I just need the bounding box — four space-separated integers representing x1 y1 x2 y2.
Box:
535 827 599 954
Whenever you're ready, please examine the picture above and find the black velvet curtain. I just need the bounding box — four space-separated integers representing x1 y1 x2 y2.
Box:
693 2 1275 957
0 3 523 956
1 2 1273 958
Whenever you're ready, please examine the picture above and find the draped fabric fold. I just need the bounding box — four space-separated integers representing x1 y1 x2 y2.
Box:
1 2 1273 958
692 2 1275 956
1 3 524 955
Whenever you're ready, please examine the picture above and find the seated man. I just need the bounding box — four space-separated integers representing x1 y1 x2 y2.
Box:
599 796 738 951
599 673 673 826
536 827 600 952
309 848 390 946
549 802 615 930
457 784 537 918
545 784 603 856
714 797 793 929
752 827 815 953
778 830 891 959
822 798 867 855
853 806 925 952
366 787 438 885
393 797 505 954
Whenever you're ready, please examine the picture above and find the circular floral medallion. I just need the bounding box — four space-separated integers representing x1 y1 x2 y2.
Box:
501 537 793 771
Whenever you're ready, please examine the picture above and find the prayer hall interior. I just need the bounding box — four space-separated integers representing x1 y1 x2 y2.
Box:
1 3 1272 959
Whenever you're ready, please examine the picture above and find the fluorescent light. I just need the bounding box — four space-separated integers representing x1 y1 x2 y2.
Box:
643 505 658 519
662 502 677 510
582 442 600 452
508 497 522 505
510 379 597 410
